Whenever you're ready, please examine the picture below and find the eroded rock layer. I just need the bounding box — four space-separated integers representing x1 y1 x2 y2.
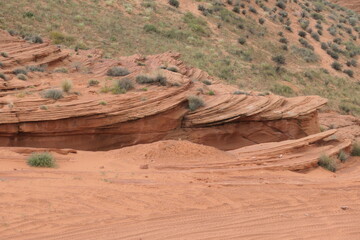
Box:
0 30 327 150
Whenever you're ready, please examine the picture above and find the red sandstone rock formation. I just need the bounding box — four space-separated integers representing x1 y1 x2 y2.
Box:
0 30 327 150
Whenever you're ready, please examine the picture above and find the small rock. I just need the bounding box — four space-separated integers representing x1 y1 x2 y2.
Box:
341 206 349 210
140 164 149 169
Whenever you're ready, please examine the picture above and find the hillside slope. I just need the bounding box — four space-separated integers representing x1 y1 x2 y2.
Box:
0 0 359 114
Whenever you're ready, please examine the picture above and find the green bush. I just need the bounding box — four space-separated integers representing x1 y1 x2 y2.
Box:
326 50 339 60
188 96 205 111
1 52 8 57
117 78 134 91
168 0 179 8
26 65 45 72
136 74 167 86
249 6 257 13
232 7 240 13
88 79 99 86
291 46 319 63
279 37 288 44
351 142 360 156
13 68 28 75
272 55 286 65
17 74 27 81
298 31 307 38
331 61 342 71
43 89 63 100
338 150 348 162
0 73 7 80
311 32 320 41
54 67 68 73
167 66 179 72
143 24 158 33
259 18 265 25
61 79 73 93
276 1 286 9
202 80 212 85
27 152 55 168
318 154 337 172
343 69 354 78
238 38 246 45
107 67 130 77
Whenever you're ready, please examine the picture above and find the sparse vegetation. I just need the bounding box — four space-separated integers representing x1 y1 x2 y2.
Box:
238 38 246 45
27 152 55 168
0 73 6 80
42 89 63 100
272 55 286 65
13 68 28 75
88 79 99 86
17 74 27 81
168 0 179 8
136 74 167 86
351 142 360 156
61 79 73 93
107 67 130 77
188 96 205 111
318 154 337 172
1 52 8 57
338 150 348 162
331 61 342 71
117 78 134 91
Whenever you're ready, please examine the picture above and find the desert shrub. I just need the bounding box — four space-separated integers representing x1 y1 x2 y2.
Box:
321 42 328 50
233 90 249 95
167 66 179 72
348 17 357 27
333 38 342 44
207 90 215 95
285 26 292 32
238 38 246 45
136 74 167 86
259 18 265 25
1 52 8 57
279 37 288 44
271 84 293 96
28 35 43 44
291 46 319 63
13 68 28 75
346 59 357 67
99 101 107 106
188 96 205 111
343 69 354 78
26 65 45 72
311 32 320 41
242 10 246 15
317 29 323 35
281 45 288 51
117 78 134 91
278 10 288 18
143 24 158 33
17 74 27 81
351 142 360 156
50 31 75 45
326 50 339 59
168 0 179 8
88 79 99 86
43 89 63 100
227 0 233 4
233 6 240 13
299 19 310 30
328 26 337 36
27 152 55 168
61 79 73 93
276 1 286 9
338 150 348 162
318 154 337 172
249 6 257 13
0 62 3 68
107 67 130 77
54 67 68 73
0 73 6 80
331 61 342 71
298 31 307 38
299 38 314 50
202 80 212 85
272 55 286 64
278 31 284 37
311 13 323 20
